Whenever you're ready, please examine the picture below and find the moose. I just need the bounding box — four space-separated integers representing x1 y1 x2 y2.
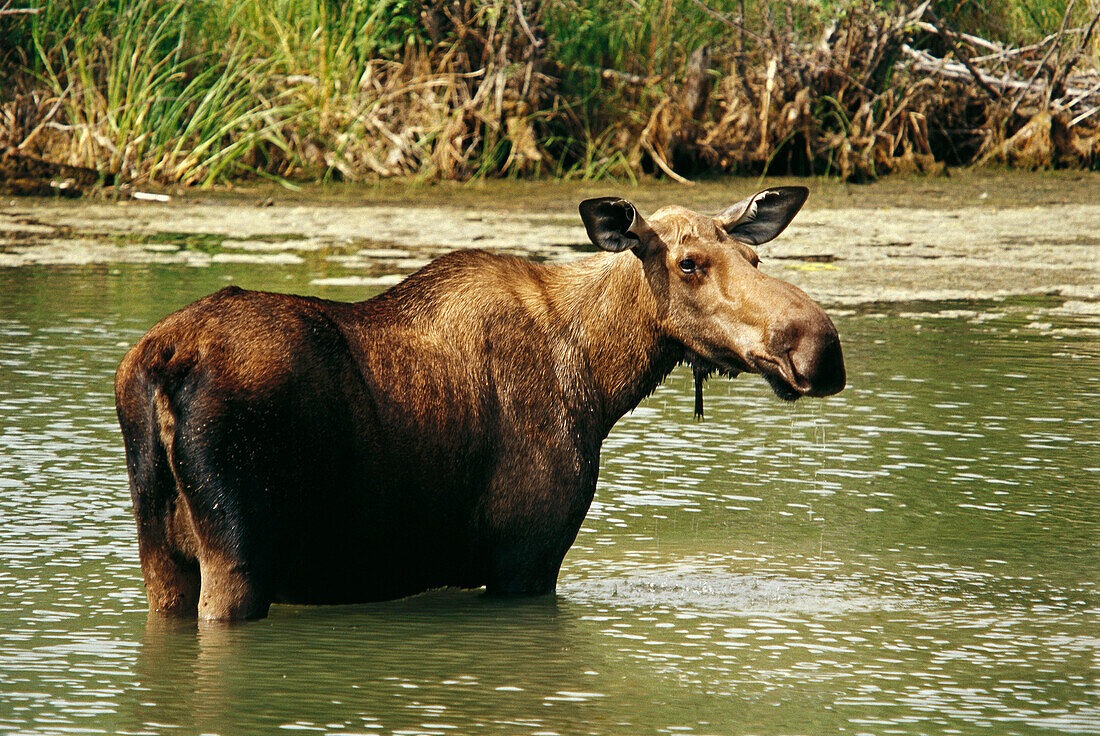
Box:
115 187 845 621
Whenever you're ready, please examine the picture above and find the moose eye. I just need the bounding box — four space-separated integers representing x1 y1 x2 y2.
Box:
678 258 697 274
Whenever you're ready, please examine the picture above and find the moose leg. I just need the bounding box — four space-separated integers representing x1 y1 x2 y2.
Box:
169 428 275 622
133 495 201 616
482 464 595 597
195 552 270 622
135 513 201 615
119 400 201 616
485 540 565 596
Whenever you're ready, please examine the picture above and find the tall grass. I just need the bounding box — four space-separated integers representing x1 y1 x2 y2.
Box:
2 0 1097 184
22 0 284 184
11 0 424 185
237 0 418 80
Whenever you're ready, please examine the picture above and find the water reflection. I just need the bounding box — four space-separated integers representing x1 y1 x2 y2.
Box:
128 596 625 735
0 265 1097 735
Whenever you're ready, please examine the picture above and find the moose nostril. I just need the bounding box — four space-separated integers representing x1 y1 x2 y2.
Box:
807 336 845 395
787 330 845 396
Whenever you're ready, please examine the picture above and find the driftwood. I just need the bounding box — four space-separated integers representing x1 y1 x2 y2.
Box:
901 3 1100 170
910 3 1100 118
901 44 1100 102
651 1 1100 181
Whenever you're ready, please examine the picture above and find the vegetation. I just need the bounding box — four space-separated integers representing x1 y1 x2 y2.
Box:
1 0 1098 188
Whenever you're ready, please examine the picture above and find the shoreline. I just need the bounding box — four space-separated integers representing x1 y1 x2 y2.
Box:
3 171 1099 308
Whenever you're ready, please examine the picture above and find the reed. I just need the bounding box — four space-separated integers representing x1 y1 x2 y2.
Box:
11 0 278 184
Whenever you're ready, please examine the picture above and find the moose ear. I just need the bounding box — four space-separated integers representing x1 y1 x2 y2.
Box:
715 186 809 245
579 197 657 254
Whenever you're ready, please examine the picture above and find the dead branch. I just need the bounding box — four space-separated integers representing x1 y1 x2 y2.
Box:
1052 5 1100 99
0 0 40 16
919 7 1004 101
1045 0 1082 106
513 0 541 48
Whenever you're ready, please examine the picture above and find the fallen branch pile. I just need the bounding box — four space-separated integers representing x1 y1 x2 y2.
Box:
650 1 1100 182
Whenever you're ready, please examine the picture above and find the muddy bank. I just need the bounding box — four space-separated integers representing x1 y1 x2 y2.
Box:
2 173 1098 307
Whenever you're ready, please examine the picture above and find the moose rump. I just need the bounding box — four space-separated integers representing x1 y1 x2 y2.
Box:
115 188 845 621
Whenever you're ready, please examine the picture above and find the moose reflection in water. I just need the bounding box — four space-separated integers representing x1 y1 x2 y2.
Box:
114 187 845 621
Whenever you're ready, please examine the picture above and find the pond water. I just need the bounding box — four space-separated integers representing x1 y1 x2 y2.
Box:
1 182 1098 735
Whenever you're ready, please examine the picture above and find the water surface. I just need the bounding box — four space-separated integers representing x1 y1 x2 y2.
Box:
0 196 1098 735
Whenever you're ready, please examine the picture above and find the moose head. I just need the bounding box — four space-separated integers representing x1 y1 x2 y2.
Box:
580 187 845 405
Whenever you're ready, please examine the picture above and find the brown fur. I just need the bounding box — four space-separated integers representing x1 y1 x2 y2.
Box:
115 193 845 621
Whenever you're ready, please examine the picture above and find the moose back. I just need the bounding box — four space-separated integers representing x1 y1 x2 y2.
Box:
115 188 845 620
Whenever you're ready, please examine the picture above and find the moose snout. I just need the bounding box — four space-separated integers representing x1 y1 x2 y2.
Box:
768 314 846 398
794 329 845 397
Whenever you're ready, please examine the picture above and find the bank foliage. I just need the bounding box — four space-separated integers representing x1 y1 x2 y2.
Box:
1 0 1098 187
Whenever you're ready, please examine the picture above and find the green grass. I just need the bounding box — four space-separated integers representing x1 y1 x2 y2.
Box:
22 0 284 184
8 0 424 184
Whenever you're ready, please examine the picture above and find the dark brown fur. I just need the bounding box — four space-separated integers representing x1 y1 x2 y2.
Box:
115 191 845 620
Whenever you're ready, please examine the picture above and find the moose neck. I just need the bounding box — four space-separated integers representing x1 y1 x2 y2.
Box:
550 252 682 434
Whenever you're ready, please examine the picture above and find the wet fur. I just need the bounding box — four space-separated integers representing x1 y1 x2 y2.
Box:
115 193 843 621
116 250 683 620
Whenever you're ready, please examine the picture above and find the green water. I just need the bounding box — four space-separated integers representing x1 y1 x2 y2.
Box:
0 255 1098 735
